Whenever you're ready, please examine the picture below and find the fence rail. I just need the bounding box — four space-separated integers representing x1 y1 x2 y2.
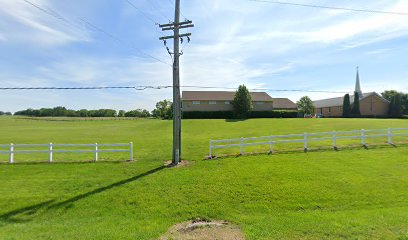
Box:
0 142 133 163
209 128 408 158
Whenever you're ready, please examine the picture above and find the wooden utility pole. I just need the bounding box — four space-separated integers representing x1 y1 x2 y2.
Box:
159 0 193 165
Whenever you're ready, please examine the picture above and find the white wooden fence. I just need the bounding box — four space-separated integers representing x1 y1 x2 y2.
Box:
0 142 133 163
209 128 408 158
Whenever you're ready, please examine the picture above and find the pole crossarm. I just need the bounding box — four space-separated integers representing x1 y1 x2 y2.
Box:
159 20 192 28
159 33 192 40
161 24 194 31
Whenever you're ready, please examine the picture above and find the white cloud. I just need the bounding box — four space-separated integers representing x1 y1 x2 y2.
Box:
0 0 90 47
1 0 408 112
208 0 408 50
365 48 394 55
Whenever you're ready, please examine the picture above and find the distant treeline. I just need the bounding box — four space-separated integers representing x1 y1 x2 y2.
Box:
0 111 12 116
14 107 151 118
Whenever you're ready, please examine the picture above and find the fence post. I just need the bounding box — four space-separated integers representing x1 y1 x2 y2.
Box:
332 131 337 150
388 128 393 144
240 138 244 155
9 143 14 164
49 142 53 163
304 132 308 152
209 140 213 159
129 142 133 161
94 143 98 162
361 129 366 146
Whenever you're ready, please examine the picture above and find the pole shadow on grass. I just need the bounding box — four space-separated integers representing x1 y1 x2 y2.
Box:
0 165 166 225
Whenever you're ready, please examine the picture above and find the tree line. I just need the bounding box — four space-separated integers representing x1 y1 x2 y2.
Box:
13 107 152 118
0 111 12 116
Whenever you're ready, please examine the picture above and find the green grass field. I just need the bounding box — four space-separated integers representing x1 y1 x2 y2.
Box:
1 117 408 239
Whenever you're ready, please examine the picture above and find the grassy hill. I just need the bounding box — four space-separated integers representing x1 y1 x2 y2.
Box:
0 117 408 239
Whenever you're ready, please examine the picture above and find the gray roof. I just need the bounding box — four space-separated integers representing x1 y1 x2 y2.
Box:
182 91 274 102
272 98 297 109
313 92 390 108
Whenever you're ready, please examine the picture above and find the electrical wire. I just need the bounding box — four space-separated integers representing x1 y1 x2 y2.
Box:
167 0 189 21
79 18 171 66
23 0 171 66
125 0 176 62
248 0 408 16
146 0 173 22
0 85 350 94
125 0 160 25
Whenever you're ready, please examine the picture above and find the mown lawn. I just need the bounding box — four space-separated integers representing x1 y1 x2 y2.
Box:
0 117 408 239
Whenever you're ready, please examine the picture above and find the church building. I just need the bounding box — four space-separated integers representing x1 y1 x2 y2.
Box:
313 68 390 117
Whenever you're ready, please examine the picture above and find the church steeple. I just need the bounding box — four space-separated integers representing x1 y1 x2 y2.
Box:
355 66 363 98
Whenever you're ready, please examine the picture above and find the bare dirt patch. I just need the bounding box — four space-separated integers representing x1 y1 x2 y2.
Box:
160 219 245 240
164 160 191 168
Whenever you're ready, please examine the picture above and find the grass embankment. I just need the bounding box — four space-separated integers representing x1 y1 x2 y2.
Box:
0 117 408 239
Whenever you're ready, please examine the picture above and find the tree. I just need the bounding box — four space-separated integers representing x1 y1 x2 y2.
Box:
389 95 403 118
152 100 173 119
342 94 351 118
382 90 399 101
125 109 151 118
382 90 408 115
232 85 252 118
78 109 89 117
351 92 361 116
118 110 126 117
297 96 315 116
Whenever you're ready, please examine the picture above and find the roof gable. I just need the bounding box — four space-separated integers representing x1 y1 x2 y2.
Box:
313 92 390 108
182 91 273 102
272 98 297 109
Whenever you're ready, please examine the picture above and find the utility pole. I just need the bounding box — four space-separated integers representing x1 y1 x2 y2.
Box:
159 0 194 165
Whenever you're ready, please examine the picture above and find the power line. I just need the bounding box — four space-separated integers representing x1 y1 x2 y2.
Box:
125 0 176 61
22 0 171 66
0 86 155 90
146 0 172 22
79 18 171 66
125 0 160 25
0 85 350 93
167 0 188 21
22 0 80 29
248 0 408 16
180 86 349 94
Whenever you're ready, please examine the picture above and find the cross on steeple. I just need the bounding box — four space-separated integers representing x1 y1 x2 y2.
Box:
355 66 363 98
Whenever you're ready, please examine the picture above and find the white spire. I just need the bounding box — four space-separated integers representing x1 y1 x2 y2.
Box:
355 66 363 98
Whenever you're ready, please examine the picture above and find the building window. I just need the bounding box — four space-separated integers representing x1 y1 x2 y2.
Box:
192 101 200 105
328 107 331 113
224 101 230 105
209 101 217 105
256 102 265 105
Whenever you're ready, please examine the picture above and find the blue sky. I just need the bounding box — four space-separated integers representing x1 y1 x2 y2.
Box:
1 0 408 112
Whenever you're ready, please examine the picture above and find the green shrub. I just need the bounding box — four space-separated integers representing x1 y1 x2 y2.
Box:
182 110 298 119
183 111 234 119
